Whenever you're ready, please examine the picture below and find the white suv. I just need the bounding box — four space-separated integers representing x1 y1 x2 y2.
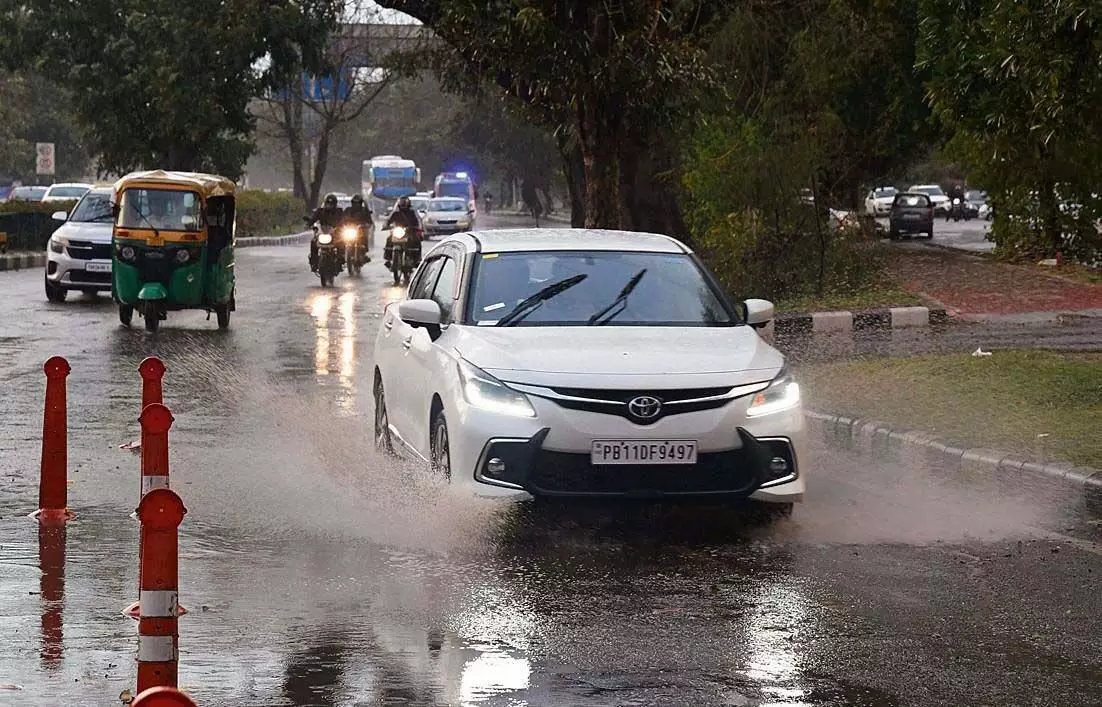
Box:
44 187 114 302
372 228 806 510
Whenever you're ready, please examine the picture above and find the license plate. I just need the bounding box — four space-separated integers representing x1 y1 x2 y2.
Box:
591 440 698 465
85 262 111 272
903 213 919 219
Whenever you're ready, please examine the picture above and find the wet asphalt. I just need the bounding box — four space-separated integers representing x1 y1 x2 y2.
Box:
1 213 1101 707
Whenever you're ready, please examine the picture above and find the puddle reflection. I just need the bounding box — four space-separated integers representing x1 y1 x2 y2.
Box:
37 523 65 670
308 290 359 412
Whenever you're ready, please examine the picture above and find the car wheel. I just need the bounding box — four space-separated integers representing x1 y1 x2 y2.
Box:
373 377 394 454
119 304 133 327
429 409 451 480
925 229 934 239
44 277 66 303
888 228 900 241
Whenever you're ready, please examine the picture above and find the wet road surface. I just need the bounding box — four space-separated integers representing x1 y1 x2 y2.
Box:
1 214 1101 706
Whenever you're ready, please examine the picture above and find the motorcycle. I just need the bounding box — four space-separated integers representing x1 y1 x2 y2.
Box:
386 225 419 286
340 223 368 276
313 222 343 287
948 197 966 222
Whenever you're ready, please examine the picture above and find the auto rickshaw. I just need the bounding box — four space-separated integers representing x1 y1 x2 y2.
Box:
111 170 237 332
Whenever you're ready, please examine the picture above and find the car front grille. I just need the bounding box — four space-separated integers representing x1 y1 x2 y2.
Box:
527 449 759 496
539 386 736 425
66 270 112 284
66 241 113 260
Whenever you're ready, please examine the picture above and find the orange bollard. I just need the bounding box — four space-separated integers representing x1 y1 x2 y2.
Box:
139 357 166 409
34 356 73 524
132 687 198 707
135 488 186 694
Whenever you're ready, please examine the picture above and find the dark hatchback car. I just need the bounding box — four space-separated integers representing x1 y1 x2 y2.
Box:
889 192 934 239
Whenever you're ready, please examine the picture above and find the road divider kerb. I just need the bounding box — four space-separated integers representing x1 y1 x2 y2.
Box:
776 306 948 335
804 410 1102 492
236 231 312 248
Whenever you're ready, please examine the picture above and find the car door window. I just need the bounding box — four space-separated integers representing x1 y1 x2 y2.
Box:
409 257 444 300
430 256 458 322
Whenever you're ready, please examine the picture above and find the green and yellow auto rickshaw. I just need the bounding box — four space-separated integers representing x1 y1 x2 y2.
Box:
111 170 237 332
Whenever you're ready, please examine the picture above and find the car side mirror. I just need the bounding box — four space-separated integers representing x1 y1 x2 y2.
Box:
398 298 443 338
51 210 68 222
744 298 775 329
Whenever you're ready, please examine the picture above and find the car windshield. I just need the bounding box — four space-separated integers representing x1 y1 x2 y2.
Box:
874 188 897 198
436 182 469 198
69 191 114 223
12 187 47 201
896 194 930 207
965 190 986 200
50 186 89 198
117 188 201 231
915 186 945 196
410 198 429 210
467 250 735 327
429 199 466 212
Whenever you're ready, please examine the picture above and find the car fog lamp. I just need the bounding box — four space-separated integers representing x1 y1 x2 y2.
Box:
174 249 190 263
769 457 789 476
120 246 136 261
747 366 801 417
487 458 506 475
318 232 333 245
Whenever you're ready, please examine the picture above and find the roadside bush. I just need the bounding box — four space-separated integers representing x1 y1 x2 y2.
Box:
0 200 77 251
236 190 306 238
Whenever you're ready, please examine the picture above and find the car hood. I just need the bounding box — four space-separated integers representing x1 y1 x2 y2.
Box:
54 221 113 243
451 325 784 388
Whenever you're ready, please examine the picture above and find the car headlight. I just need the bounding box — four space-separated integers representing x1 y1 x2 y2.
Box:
49 237 65 253
341 226 358 242
318 233 333 245
746 365 801 417
457 359 536 418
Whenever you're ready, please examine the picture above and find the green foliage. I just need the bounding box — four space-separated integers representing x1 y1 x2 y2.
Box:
0 204 75 250
918 0 1102 261
236 190 307 237
0 71 92 181
0 199 78 215
3 0 339 179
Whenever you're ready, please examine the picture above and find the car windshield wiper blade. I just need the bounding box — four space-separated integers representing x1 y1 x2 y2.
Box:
495 273 588 327
587 269 647 325
127 201 160 238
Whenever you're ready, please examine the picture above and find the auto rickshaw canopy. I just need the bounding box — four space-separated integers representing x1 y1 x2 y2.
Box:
113 170 237 199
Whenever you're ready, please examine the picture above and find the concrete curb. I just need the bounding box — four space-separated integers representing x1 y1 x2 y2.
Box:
776 306 949 335
236 231 312 248
0 252 46 272
804 410 1102 493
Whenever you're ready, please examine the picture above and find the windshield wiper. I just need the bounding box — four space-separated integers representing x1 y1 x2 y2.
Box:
587 269 647 325
495 274 588 327
127 201 160 239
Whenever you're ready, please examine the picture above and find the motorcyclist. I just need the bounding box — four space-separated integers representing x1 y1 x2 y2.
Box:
383 195 423 269
309 193 344 271
948 182 966 218
342 194 373 263
483 191 493 213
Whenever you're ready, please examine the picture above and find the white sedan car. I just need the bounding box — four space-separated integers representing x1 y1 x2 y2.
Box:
907 184 951 215
422 196 475 238
44 187 115 302
372 229 806 509
864 187 898 216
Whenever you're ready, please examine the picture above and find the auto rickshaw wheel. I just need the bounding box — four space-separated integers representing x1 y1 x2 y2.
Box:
143 307 160 332
118 304 133 327
216 305 230 329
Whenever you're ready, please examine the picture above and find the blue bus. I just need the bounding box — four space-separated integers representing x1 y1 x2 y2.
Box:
363 156 420 209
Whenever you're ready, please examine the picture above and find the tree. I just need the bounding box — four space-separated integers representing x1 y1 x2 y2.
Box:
0 70 92 182
377 0 729 235
918 0 1102 260
253 4 425 207
2 0 339 179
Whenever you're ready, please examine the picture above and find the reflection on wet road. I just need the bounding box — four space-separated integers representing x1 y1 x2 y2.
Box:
0 216 1100 706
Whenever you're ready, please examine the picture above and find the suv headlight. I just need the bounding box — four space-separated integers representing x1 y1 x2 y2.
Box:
49 237 65 253
457 359 536 418
747 364 801 417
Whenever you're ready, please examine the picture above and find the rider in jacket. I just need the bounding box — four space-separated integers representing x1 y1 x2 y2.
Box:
309 193 344 271
383 196 424 269
342 194 373 262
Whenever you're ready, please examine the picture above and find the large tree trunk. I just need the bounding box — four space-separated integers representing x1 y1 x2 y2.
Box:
577 96 622 229
619 127 689 241
1037 175 1062 255
307 122 332 210
284 90 309 204
557 132 586 227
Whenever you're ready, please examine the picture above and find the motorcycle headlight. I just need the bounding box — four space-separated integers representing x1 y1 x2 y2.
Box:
746 365 801 417
318 233 333 245
393 226 407 240
341 226 358 242
49 237 65 254
457 359 536 418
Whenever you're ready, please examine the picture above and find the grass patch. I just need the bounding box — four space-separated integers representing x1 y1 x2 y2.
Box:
776 284 926 314
799 350 1102 468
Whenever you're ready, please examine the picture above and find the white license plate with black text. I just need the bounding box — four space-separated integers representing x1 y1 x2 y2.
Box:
85 262 111 273
591 440 698 465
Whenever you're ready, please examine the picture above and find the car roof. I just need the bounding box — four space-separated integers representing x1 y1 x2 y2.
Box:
46 182 93 189
429 196 466 202
458 228 689 254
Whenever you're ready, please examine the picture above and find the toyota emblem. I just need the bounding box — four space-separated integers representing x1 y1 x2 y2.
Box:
627 395 662 420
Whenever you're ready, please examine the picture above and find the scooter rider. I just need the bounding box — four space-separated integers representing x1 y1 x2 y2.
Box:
383 195 424 269
343 194 373 262
309 193 344 272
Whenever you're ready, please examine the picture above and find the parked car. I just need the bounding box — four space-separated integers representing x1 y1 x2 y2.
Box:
373 228 806 511
6 185 48 202
907 184 950 216
42 183 93 203
864 187 898 216
889 192 934 239
422 197 475 238
43 187 115 302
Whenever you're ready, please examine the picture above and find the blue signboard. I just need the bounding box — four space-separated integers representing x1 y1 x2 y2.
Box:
273 69 354 102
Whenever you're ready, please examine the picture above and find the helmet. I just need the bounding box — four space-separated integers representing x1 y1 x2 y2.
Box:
398 196 411 209
351 194 364 206
323 194 338 207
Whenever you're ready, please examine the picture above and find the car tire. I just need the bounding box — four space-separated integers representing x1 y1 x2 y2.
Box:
44 277 66 303
373 377 394 455
119 304 133 327
925 229 934 239
429 409 451 480
888 228 900 241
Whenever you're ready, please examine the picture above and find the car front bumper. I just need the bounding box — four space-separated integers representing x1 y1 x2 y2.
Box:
45 247 113 291
446 392 806 504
